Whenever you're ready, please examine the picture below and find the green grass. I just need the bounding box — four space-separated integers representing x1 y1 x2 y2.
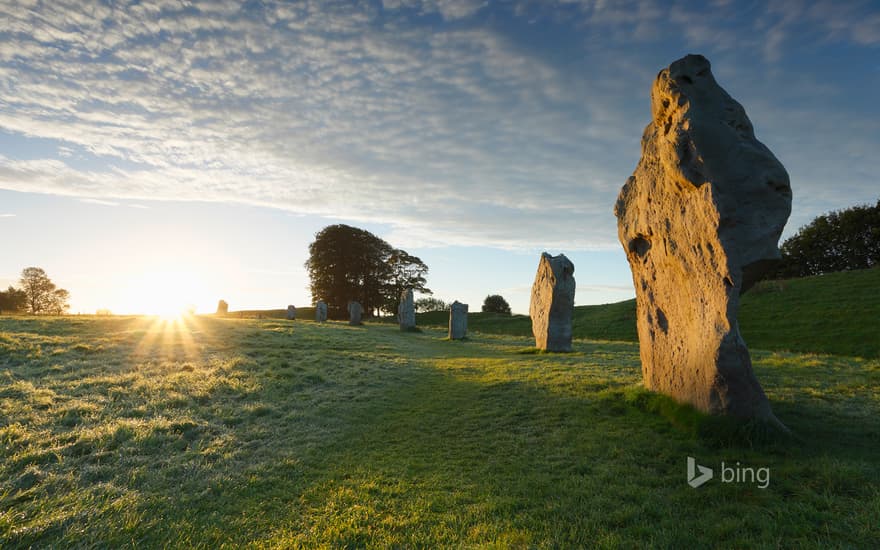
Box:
413 267 880 358
1 316 878 547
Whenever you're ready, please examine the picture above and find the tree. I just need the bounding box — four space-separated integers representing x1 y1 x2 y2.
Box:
0 285 27 314
772 199 880 278
305 224 431 318
415 297 448 313
482 294 511 315
19 267 70 315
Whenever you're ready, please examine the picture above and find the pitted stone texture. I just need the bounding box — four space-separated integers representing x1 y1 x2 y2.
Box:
530 253 575 352
286 305 296 320
348 301 363 326
315 301 328 322
448 301 468 340
614 54 791 425
398 288 416 330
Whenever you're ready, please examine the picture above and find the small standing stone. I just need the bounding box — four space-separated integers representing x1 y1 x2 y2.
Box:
286 305 296 320
398 288 416 331
448 301 468 339
216 300 228 315
530 253 575 352
315 301 328 322
348 301 363 326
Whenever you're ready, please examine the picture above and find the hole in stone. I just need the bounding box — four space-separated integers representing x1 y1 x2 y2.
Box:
628 236 651 259
680 75 693 84
766 179 792 197
656 308 668 334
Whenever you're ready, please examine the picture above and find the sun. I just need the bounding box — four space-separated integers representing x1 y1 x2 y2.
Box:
123 268 202 317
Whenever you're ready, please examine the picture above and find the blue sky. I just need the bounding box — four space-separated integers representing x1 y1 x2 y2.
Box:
1 0 878 314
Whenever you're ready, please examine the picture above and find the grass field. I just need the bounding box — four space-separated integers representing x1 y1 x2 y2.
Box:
1 315 878 547
412 267 880 359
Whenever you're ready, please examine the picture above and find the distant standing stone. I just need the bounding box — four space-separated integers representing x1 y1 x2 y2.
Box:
348 301 363 326
315 301 328 322
448 301 468 339
216 300 229 315
286 305 296 320
530 252 575 352
398 288 416 331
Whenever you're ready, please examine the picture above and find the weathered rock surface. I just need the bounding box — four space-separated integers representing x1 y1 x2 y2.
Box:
315 301 328 322
348 301 363 326
286 305 296 320
530 253 575 352
398 288 416 330
448 301 468 339
614 54 792 425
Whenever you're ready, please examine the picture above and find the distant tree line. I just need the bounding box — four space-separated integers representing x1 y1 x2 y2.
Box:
0 267 70 315
305 224 431 319
770 199 880 279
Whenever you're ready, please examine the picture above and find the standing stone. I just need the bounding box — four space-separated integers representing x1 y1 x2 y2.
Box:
614 54 792 426
448 301 468 339
216 300 228 315
348 301 363 326
315 301 328 322
286 305 296 320
398 288 416 331
530 253 575 352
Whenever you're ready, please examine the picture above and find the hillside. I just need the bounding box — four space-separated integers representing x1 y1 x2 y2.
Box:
414 267 880 358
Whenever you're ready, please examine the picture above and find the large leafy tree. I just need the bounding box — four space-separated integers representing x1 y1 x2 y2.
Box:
773 199 880 278
0 285 27 314
305 225 431 318
19 267 70 315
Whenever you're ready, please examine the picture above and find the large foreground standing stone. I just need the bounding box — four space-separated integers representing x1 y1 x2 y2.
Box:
286 305 296 320
614 54 792 425
348 301 363 326
448 301 468 339
315 301 328 322
530 253 575 352
398 288 416 331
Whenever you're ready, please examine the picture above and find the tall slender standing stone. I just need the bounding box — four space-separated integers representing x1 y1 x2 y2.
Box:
348 301 363 326
315 301 328 322
398 288 416 331
530 253 575 352
448 301 468 339
286 305 296 320
614 54 792 427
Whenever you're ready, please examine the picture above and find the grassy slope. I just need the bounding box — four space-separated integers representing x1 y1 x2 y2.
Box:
1 317 878 547
415 267 880 358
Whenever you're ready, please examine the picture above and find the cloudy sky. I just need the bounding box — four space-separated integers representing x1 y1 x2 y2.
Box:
1 0 878 314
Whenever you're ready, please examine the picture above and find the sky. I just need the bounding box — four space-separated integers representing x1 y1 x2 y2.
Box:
0 0 878 315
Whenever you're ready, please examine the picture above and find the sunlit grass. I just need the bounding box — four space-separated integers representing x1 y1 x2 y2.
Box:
0 316 878 547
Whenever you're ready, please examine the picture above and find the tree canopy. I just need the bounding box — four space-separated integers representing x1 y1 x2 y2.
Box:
415 297 449 313
482 294 511 315
773 199 880 278
305 224 430 318
0 285 27 314
18 267 70 315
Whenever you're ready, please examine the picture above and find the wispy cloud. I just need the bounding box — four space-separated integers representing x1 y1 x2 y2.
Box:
0 0 876 249
0 213 16 217
79 198 120 207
